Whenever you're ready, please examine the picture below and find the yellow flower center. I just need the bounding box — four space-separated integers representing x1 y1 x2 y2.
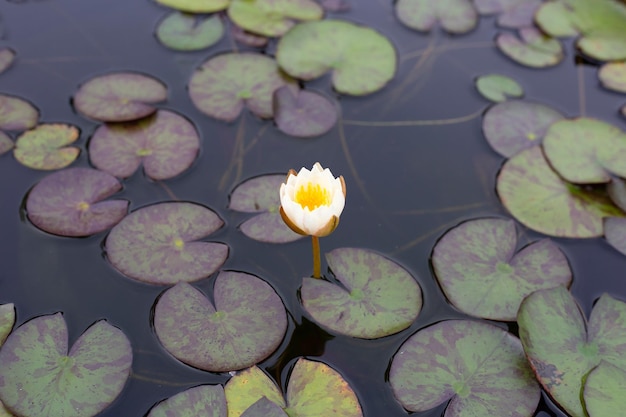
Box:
295 183 331 210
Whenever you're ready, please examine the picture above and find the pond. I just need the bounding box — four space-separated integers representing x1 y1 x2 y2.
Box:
0 0 625 416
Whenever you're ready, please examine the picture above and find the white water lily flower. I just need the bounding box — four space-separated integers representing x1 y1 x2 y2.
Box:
279 162 346 237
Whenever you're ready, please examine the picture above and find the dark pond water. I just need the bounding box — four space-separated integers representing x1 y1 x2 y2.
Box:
0 0 625 416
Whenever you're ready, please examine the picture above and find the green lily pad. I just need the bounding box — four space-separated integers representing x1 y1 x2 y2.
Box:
0 313 132 417
473 0 542 28
483 100 563 157
106 202 227 285
155 0 229 13
475 74 523 103
534 1 578 37
496 27 564 68
301 247 422 339
14 123 80 170
432 218 572 321
156 12 224 51
228 0 323 37
89 110 200 180
74 72 168 122
26 167 129 237
0 304 15 347
189 52 296 122
0 48 15 75
543 118 626 184
273 86 338 137
153 272 287 372
395 0 478 34
147 385 226 417
599 61 626 93
0 132 13 155
229 174 302 243
518 286 626 417
276 20 396 96
584 361 626 417
0 94 38 132
230 25 268 47
225 359 362 417
241 397 288 417
605 217 626 256
389 320 540 415
496 146 623 238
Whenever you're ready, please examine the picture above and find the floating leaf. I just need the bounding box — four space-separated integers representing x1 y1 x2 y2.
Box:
432 218 572 321
147 385 227 417
395 0 478 34
155 0 229 13
241 397 288 417
605 217 626 256
0 132 12 155
0 94 38 131
273 86 338 137
276 20 396 95
26 167 128 237
518 286 626 417
301 247 422 339
543 118 626 184
473 0 542 28
584 361 626 417
608 177 626 212
0 48 15 75
224 366 285 417
106 202 227 284
496 27 563 68
0 304 15 347
74 72 167 122
389 320 540 415
228 0 323 37
230 25 268 47
89 110 200 180
229 174 302 243
599 62 626 94
154 272 287 372
496 146 623 238
534 1 578 37
14 124 80 170
189 52 296 122
0 313 132 417
482 100 564 157
156 12 224 51
319 0 350 12
475 74 523 102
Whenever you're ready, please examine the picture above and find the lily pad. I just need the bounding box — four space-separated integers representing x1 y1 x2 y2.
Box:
0 94 38 131
89 110 200 180
229 174 302 243
155 0 229 13
228 0 323 37
542 118 626 184
395 0 478 34
432 218 572 321
0 313 132 417
147 385 226 417
106 202 227 284
301 247 422 339
0 133 12 155
389 320 540 415
584 361 626 417
189 52 296 122
482 100 564 157
26 167 128 237
496 27 564 68
156 12 224 51
0 48 15 75
224 366 285 417
518 286 626 417
608 177 626 212
496 146 623 238
153 272 287 372
230 25 268 47
73 72 168 122
0 304 15 347
534 1 578 37
273 86 338 137
276 20 396 96
475 74 523 103
605 217 626 256
241 398 288 417
473 0 542 28
14 123 80 170
599 62 626 93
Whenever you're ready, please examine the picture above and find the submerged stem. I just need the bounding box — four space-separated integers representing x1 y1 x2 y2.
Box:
312 235 321 279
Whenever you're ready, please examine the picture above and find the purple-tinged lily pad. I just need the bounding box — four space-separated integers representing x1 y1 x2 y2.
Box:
483 100 564 157
229 174 301 243
224 366 285 417
26 167 128 237
276 20 396 96
432 218 572 321
147 385 226 417
496 146 623 238
395 0 478 34
189 52 296 122
0 48 15 75
584 361 626 417
473 0 542 28
89 110 200 180
0 132 12 155
154 272 287 372
605 217 626 256
228 0 323 37
156 12 224 51
389 320 540 416
608 177 626 212
273 86 338 137
0 304 15 347
599 62 626 94
106 202 227 284
301 247 422 339
74 72 168 122
496 27 563 68
0 313 132 417
543 118 626 184
518 286 626 417
475 74 523 103
230 25 269 47
0 94 38 132
241 397 288 417
14 123 80 170
155 0 229 13
320 0 350 12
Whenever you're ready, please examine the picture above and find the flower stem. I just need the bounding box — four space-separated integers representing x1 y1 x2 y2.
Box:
312 235 321 279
